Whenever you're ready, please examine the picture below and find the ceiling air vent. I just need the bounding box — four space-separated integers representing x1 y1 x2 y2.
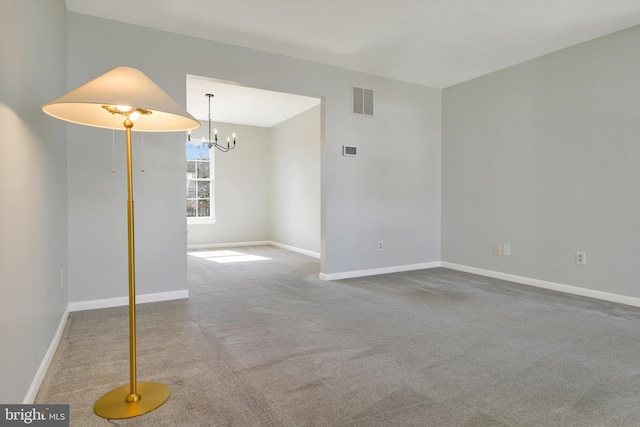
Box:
352 86 374 116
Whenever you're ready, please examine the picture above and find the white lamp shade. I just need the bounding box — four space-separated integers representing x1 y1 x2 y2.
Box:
42 66 200 132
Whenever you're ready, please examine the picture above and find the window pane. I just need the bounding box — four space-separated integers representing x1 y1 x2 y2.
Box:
198 200 210 217
187 142 210 160
197 160 210 179
186 200 197 217
187 180 196 199
198 181 210 199
187 160 195 175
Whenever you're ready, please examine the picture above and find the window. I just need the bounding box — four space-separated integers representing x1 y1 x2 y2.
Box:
186 141 213 221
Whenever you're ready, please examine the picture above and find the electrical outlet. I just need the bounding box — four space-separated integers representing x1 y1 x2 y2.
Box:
378 241 384 251
576 251 586 265
493 244 502 256
503 244 511 256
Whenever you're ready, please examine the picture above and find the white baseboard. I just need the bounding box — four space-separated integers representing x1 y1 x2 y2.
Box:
187 241 270 251
68 289 189 312
23 304 70 404
269 241 320 259
320 262 441 281
441 262 640 308
26 290 187 403
188 241 321 259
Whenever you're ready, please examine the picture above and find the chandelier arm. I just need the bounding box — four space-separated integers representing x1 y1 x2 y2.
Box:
212 143 230 152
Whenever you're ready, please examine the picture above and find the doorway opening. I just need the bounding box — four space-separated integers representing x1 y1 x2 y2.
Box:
185 74 323 267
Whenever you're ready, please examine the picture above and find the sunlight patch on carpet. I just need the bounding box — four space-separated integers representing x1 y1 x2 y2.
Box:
189 250 271 263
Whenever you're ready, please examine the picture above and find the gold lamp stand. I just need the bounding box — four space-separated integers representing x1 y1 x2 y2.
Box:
93 112 170 419
42 66 200 420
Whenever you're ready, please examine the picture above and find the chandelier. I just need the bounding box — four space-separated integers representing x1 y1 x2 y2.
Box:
188 93 236 152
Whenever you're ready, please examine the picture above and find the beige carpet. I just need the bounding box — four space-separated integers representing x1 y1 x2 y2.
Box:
36 246 640 426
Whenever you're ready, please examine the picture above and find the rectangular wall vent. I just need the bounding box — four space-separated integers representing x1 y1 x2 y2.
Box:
352 87 374 116
343 145 358 157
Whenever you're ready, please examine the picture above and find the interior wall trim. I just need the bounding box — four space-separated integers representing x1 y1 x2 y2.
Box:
188 241 320 259
441 262 640 308
23 304 70 404
68 290 189 312
187 241 271 251
269 241 321 259
319 262 442 281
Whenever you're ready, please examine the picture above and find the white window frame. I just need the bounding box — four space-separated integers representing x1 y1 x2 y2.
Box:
187 143 215 224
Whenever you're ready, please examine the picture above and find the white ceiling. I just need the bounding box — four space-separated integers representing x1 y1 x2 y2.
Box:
65 0 640 126
187 76 320 127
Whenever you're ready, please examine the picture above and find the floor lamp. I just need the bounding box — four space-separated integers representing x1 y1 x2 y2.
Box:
43 66 200 419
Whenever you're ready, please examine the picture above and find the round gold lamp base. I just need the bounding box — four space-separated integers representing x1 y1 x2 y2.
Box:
94 382 170 419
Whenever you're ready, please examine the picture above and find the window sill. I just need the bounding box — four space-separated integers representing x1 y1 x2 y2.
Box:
187 218 216 225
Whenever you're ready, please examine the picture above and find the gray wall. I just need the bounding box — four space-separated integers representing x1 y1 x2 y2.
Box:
67 123 189 302
66 11 442 291
270 105 321 253
442 25 640 298
187 121 271 246
0 0 68 403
